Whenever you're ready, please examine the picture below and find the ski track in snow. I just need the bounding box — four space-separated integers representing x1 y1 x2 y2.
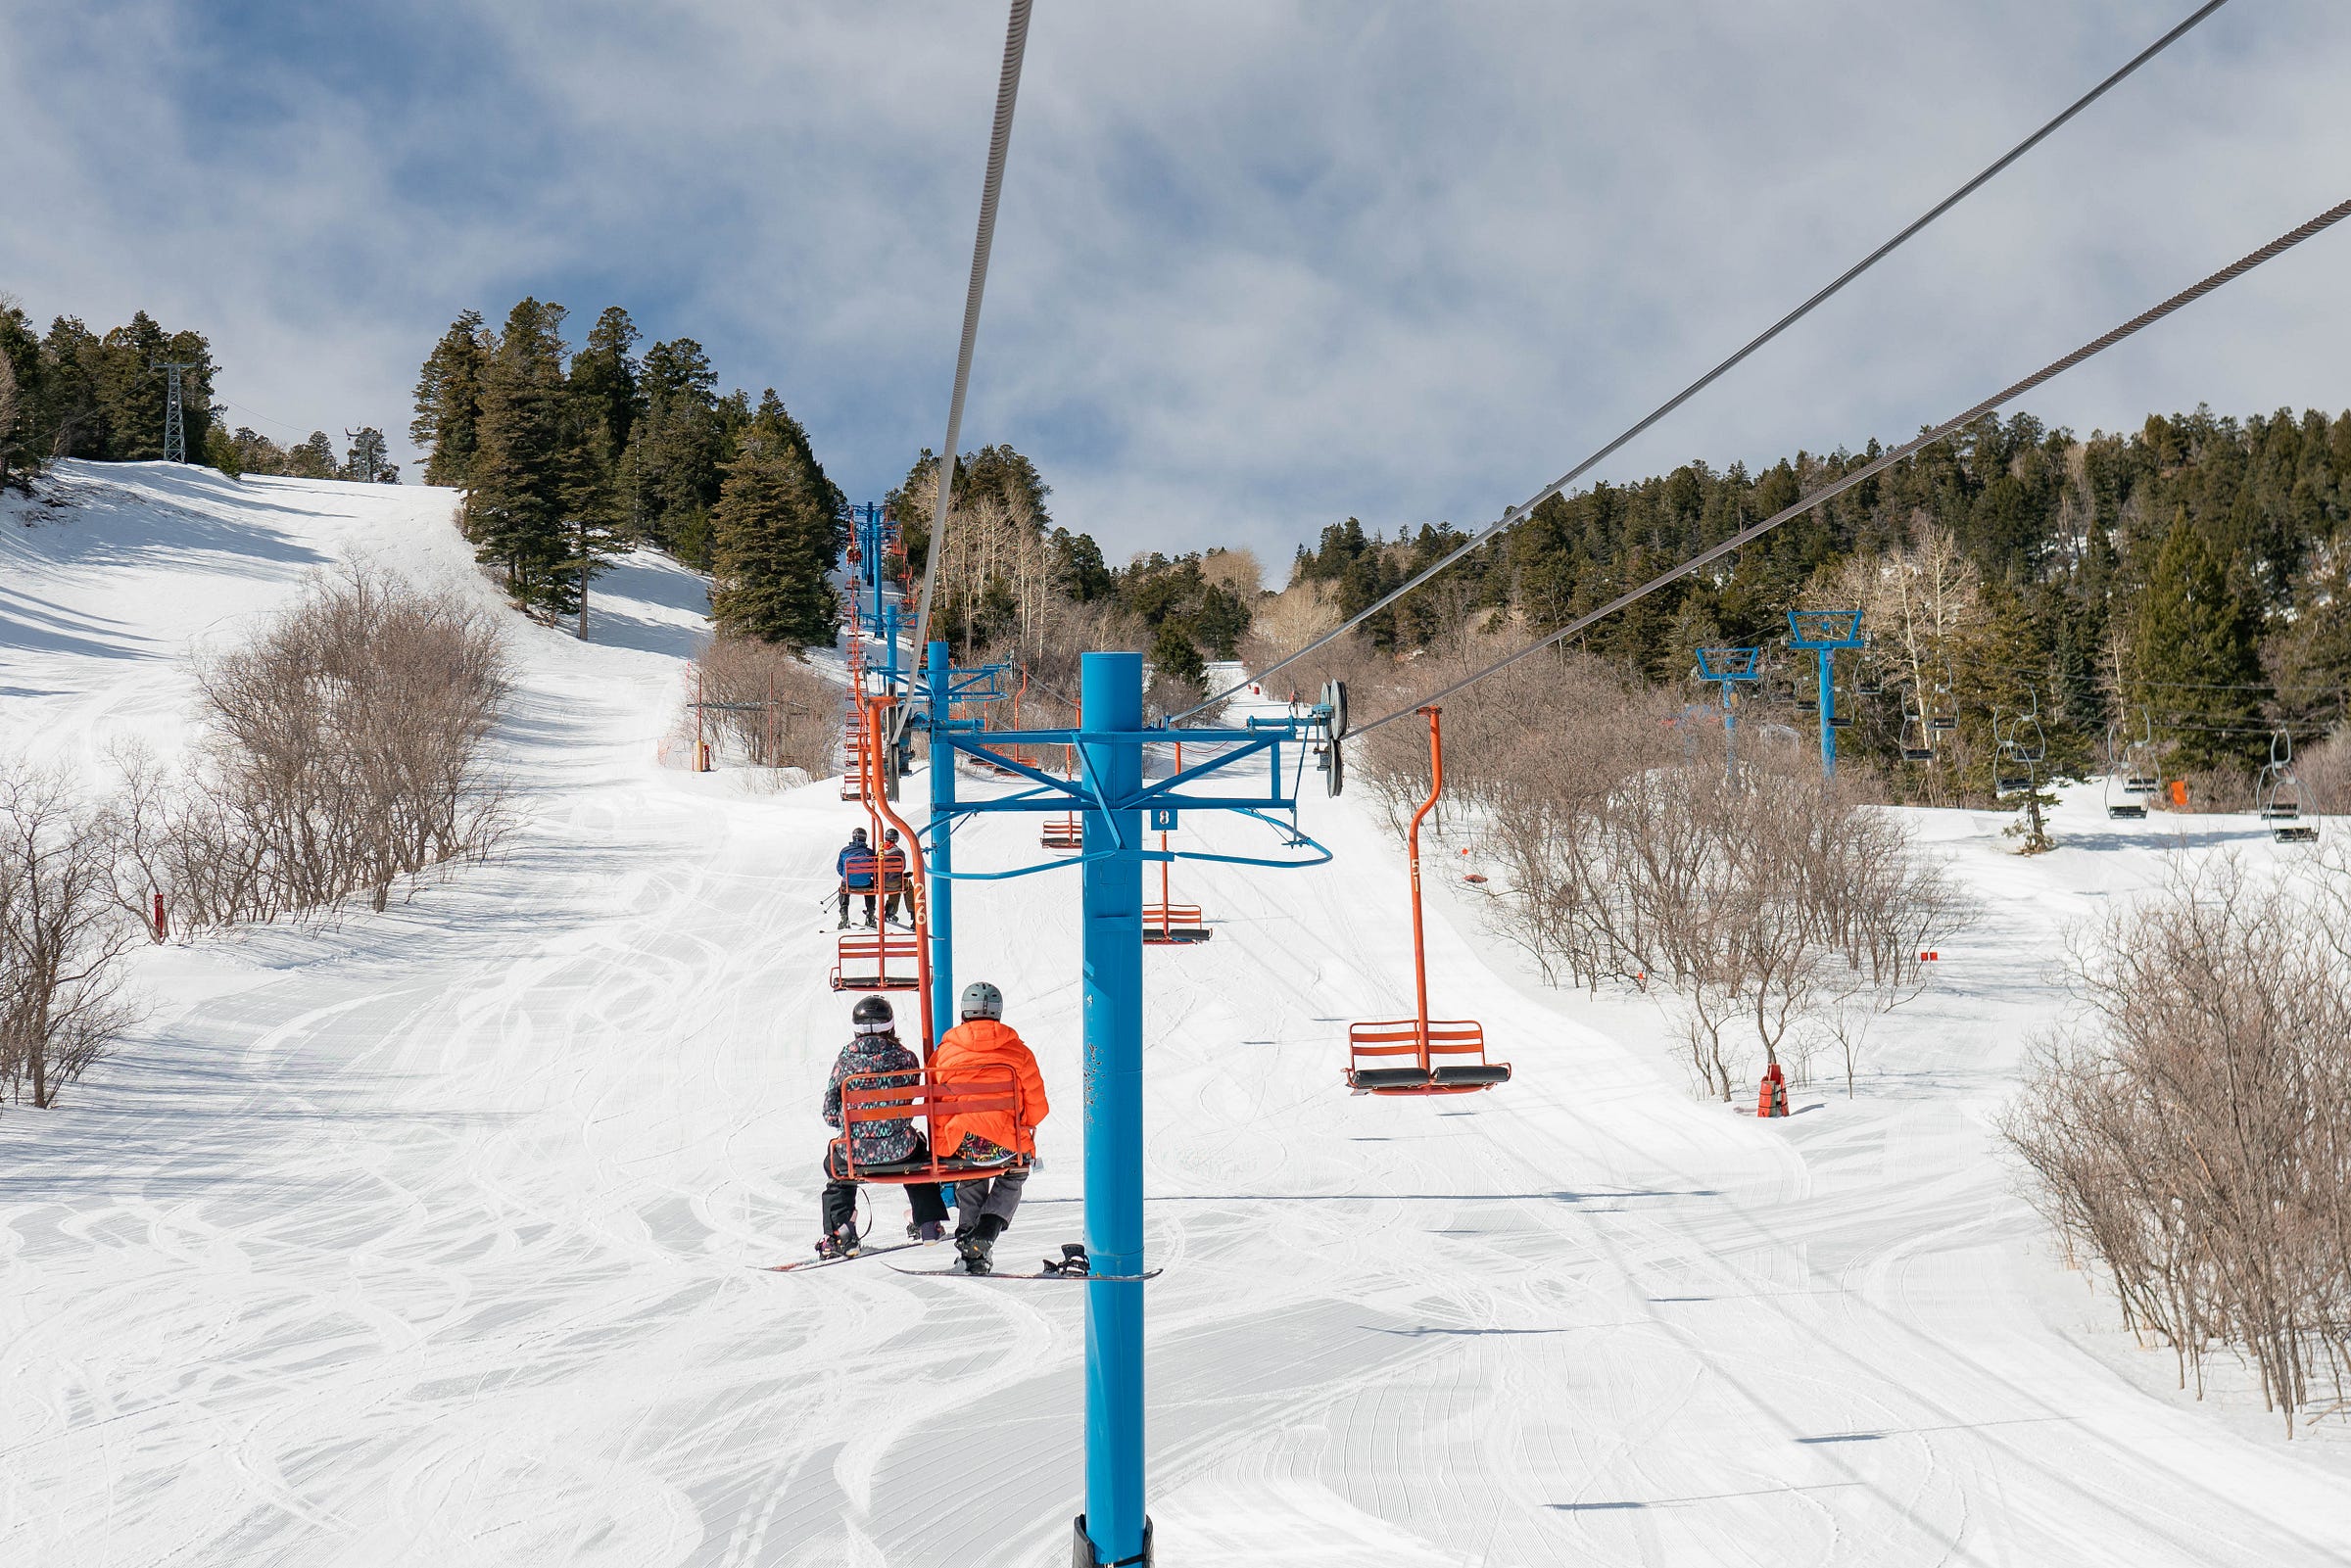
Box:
4 462 2351 1565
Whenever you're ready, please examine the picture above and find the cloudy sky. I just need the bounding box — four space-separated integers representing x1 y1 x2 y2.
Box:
5 1 2345 568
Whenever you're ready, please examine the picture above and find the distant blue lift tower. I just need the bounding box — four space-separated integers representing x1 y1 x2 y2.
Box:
1786 610 1865 779
1694 646 1764 778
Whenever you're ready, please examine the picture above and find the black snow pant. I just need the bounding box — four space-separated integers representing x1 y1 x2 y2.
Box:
953 1166 1028 1238
822 1136 947 1236
837 888 878 927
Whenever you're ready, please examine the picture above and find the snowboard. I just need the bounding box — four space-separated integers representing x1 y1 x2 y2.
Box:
757 1239 936 1273
888 1250 1161 1283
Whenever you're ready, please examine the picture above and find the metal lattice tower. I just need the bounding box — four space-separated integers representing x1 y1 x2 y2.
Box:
151 359 197 463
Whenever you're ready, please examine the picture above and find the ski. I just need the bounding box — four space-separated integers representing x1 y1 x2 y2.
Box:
757 1239 936 1273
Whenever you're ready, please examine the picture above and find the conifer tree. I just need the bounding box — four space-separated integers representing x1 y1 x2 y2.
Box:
569 307 642 461
552 430 623 633
467 299 571 612
38 317 107 458
285 431 340 478
341 427 394 483
2133 509 2265 771
410 310 490 486
0 304 37 493
708 390 843 645
627 337 726 556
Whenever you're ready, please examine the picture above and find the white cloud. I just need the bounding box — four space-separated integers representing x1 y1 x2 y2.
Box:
5 0 2345 562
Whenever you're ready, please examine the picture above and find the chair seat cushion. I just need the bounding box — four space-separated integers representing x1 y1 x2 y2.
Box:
1350 1067 1432 1090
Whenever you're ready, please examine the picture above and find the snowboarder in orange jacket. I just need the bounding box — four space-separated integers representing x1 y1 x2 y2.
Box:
931 978 1048 1274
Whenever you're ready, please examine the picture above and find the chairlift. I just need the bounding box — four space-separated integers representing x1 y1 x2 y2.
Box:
831 929 923 990
2123 708 2160 795
1994 692 2046 798
833 1067 1032 1186
2258 730 2320 843
1927 657 1957 730
1143 740 1213 944
1899 711 1935 762
1041 699 1084 849
1345 706 1512 1096
2102 724 2145 820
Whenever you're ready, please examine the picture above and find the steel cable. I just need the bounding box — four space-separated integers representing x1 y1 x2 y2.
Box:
1179 0 2237 722
1348 197 2351 737
900 0 1034 736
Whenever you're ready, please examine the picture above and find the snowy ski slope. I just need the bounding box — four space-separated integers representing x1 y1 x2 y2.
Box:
4 462 2351 1566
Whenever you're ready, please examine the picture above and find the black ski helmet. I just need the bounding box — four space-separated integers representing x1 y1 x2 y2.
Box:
850 827 869 841
851 995 894 1031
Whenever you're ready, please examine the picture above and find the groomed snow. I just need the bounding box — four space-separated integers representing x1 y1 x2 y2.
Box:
4 461 2350 1566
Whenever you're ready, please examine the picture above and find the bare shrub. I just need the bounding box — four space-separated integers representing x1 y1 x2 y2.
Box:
0 765 140 1108
1245 580 1340 660
2005 851 2351 1432
2294 722 2351 815
693 634 841 774
116 567 511 929
1354 635 1971 1101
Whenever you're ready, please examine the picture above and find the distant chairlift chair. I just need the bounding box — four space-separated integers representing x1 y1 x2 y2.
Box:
2258 730 2320 843
2103 724 2146 820
1345 706 1511 1096
1143 739 1213 944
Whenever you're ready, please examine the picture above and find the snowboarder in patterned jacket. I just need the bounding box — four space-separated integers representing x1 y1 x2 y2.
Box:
814 995 949 1259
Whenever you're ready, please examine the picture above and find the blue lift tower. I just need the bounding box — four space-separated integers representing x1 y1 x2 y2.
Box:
913 646 1338 1568
1694 646 1764 778
1786 610 1865 779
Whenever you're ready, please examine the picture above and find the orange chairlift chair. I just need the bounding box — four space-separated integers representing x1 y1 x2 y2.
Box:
833 1066 1030 1185
1142 739 1211 944
1041 691 1084 850
1345 706 1511 1095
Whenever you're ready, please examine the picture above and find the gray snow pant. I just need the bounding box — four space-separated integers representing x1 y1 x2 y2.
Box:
953 1167 1028 1236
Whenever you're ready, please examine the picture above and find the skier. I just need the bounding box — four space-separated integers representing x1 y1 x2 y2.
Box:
816 995 949 1259
836 827 877 929
929 979 1049 1274
880 829 909 927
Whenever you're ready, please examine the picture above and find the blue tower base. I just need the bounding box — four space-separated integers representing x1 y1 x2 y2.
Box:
1073 1514 1153 1566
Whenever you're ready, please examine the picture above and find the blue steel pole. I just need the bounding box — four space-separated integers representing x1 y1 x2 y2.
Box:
1818 646 1836 780
1722 683 1737 780
927 641 956 1040
1079 650 1147 1565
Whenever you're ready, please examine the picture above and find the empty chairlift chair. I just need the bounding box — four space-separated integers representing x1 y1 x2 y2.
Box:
2259 730 2320 843
2103 724 2146 820
1346 706 1511 1096
1899 710 1935 762
1143 739 1212 944
831 929 924 990
1042 718 1084 849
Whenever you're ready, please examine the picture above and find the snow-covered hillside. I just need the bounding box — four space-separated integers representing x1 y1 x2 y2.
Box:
4 461 2350 1566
